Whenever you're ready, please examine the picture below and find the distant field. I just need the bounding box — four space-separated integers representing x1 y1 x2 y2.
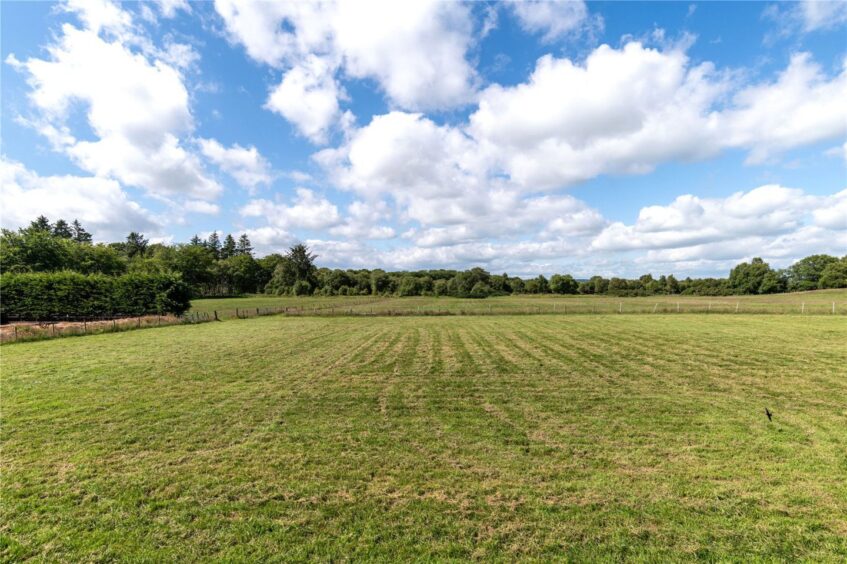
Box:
3 314 846 560
191 289 847 318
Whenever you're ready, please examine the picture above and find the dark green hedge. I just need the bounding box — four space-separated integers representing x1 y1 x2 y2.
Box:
0 272 191 320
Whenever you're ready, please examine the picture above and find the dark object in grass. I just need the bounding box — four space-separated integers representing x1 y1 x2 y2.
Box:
765 407 773 421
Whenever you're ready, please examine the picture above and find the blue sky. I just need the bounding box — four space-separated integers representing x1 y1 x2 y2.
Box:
1 0 845 277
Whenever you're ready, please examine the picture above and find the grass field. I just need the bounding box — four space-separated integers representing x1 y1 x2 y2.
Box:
191 289 847 318
3 314 846 560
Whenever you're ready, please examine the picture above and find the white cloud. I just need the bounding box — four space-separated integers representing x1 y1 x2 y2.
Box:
199 138 272 191
719 53 847 164
508 0 602 42
0 157 160 241
469 42 727 189
215 0 478 141
590 185 847 273
64 0 132 36
10 17 221 200
183 200 221 215
241 188 342 230
329 200 396 240
265 55 343 143
798 0 847 31
155 0 191 19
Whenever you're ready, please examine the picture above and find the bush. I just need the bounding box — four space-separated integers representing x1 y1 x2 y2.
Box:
0 272 191 320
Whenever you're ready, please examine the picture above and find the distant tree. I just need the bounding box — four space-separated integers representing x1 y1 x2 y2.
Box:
286 243 317 286
759 269 787 294
236 233 253 256
206 232 221 259
818 257 847 289
29 215 51 232
665 274 680 294
729 257 771 294
125 232 149 259
71 220 92 244
189 234 203 246
469 281 492 298
550 273 578 294
221 234 237 259
397 275 421 297
292 279 312 296
787 254 838 291
52 219 73 239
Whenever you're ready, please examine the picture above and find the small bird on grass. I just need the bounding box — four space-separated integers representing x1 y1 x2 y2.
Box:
765 407 773 422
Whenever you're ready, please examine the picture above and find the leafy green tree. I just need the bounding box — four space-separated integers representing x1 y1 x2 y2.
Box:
550 273 578 294
125 232 149 259
469 281 492 298
818 257 847 289
221 234 237 259
52 219 73 239
759 269 787 294
729 257 771 294
71 220 92 244
292 280 312 296
665 274 680 294
786 254 838 291
397 275 421 296
0 228 71 272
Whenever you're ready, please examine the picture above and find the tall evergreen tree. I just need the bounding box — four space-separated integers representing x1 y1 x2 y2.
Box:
71 220 92 244
30 215 51 232
207 231 221 259
125 232 149 259
52 219 73 239
221 234 237 259
189 234 203 246
236 233 253 256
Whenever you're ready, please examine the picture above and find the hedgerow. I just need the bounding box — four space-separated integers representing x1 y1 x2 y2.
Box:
0 272 191 320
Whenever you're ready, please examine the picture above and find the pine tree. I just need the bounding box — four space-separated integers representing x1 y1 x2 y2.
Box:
207 231 221 259
221 234 237 259
52 219 73 239
236 233 253 257
71 219 93 243
189 234 203 246
30 215 51 232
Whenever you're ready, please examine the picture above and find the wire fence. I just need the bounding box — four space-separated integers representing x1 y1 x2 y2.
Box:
2 299 844 344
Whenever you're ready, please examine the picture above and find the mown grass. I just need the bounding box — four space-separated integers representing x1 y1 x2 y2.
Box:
2 314 847 560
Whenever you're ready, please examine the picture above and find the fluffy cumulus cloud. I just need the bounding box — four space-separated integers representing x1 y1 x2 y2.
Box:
215 0 478 142
265 55 344 144
0 157 160 240
198 138 272 191
7 3 220 201
719 53 847 164
508 0 602 42
592 185 847 272
241 188 342 231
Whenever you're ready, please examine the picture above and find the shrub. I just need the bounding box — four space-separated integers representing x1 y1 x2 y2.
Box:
0 272 191 320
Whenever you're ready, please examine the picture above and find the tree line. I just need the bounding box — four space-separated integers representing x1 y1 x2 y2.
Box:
2 216 846 302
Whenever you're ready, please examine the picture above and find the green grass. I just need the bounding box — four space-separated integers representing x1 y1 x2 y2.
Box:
192 289 847 318
3 314 847 560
